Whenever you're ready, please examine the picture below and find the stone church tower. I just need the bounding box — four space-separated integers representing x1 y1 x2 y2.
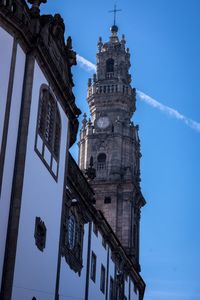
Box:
78 24 146 271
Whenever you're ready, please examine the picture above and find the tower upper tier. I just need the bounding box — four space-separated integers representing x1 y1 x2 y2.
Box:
87 26 136 117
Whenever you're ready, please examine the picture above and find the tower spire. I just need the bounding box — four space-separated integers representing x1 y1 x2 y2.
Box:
109 4 122 26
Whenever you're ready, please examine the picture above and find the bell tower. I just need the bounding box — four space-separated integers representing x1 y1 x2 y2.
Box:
78 23 146 271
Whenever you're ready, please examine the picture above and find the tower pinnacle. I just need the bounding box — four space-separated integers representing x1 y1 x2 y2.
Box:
109 4 122 34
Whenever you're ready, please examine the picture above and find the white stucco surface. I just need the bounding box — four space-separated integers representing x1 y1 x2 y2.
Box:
0 40 25 286
0 27 13 149
59 223 89 300
88 224 108 300
12 62 69 300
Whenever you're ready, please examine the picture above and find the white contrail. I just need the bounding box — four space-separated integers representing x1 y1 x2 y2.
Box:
76 54 96 72
76 54 200 133
137 90 200 133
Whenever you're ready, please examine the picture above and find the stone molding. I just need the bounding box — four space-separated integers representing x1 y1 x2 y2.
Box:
0 0 81 146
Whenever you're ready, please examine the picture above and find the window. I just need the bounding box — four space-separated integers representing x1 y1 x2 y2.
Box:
104 196 111 204
110 277 114 300
106 58 114 73
91 252 96 282
34 217 47 252
134 285 137 294
93 223 98 236
97 153 106 170
102 236 106 249
67 214 76 250
100 264 106 293
35 84 61 180
62 200 84 274
116 273 124 300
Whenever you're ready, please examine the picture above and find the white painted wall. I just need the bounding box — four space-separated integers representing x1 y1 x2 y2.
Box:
106 248 115 300
0 38 25 286
59 223 89 300
0 27 13 149
88 223 108 300
11 62 69 300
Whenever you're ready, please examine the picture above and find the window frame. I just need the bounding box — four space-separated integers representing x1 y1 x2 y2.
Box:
93 222 98 236
35 84 61 180
109 276 114 300
100 264 106 294
62 192 85 274
97 153 106 171
67 213 76 250
106 58 114 73
90 251 97 282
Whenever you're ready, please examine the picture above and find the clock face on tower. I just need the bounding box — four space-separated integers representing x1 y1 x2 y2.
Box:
97 116 110 129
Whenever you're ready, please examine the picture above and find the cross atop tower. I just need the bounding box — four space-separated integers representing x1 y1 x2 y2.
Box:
109 4 122 26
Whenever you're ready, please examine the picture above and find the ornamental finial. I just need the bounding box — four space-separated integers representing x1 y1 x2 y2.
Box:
109 4 122 26
28 0 47 15
109 5 122 35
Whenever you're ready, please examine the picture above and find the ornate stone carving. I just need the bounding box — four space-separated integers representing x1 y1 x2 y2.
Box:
0 0 81 142
28 0 47 16
62 190 88 273
85 156 96 180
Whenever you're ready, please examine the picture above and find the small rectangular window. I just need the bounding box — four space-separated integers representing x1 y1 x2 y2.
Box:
91 251 96 282
93 223 98 236
102 236 106 249
100 264 106 294
110 276 114 300
134 285 137 294
104 196 111 204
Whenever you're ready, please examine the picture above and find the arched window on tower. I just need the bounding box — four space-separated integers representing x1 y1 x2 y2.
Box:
106 58 114 78
97 153 106 170
35 84 61 180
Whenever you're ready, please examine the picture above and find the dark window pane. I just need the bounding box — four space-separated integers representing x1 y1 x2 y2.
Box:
110 277 114 300
104 196 111 204
91 252 96 282
106 58 114 73
100 264 106 293
97 153 106 170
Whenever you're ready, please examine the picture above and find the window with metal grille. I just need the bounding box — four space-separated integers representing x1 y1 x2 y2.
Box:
35 84 61 179
67 214 76 250
62 196 84 274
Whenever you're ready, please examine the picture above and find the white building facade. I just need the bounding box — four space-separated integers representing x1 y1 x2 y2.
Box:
0 1 80 299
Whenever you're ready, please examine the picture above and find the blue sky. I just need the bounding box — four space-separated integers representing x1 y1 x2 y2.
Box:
42 1 200 299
